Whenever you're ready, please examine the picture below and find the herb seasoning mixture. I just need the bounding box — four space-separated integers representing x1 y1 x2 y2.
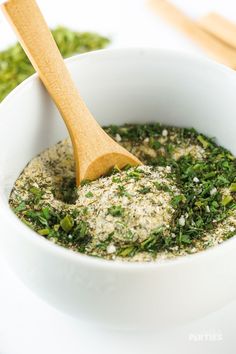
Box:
9 124 236 262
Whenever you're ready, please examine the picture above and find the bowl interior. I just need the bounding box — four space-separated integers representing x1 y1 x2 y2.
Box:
1 48 236 200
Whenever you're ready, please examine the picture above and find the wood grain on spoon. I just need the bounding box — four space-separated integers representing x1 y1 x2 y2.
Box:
149 0 236 69
1 0 141 185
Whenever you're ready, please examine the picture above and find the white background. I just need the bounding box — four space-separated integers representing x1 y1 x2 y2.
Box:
1 1 236 353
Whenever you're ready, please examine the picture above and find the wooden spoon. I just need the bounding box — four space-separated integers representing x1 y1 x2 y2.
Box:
1 0 141 185
149 0 236 69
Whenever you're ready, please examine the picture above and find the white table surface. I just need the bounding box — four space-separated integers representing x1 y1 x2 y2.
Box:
1 1 236 353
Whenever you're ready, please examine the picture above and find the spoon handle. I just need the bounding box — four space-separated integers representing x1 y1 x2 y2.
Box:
1 0 96 139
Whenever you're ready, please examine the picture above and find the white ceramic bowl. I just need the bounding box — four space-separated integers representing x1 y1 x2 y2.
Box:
1 48 236 330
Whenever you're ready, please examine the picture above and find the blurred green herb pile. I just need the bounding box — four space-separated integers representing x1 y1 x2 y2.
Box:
0 27 110 102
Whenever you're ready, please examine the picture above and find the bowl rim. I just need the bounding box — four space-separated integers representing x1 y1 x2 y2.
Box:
1 46 236 271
